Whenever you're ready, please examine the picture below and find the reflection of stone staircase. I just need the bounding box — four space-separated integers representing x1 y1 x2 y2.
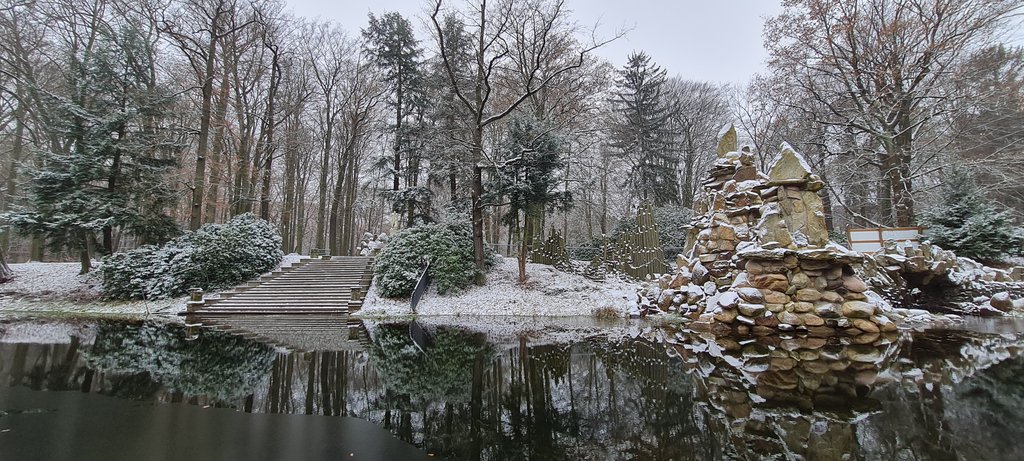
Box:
184 256 374 315
187 314 370 352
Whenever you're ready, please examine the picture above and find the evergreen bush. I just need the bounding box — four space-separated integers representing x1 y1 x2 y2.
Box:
922 168 1023 261
99 214 283 299
374 217 494 298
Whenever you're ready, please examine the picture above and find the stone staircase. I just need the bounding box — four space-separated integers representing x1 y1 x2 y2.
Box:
184 256 375 315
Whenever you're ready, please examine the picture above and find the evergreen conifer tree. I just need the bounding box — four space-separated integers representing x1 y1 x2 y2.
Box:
5 26 180 273
609 52 679 206
488 115 571 281
923 167 1023 261
363 12 427 225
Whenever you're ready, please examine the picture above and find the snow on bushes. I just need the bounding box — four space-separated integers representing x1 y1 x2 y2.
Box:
374 217 495 298
99 213 283 299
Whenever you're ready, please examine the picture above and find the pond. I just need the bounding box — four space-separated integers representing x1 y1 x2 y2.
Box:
1 314 1023 461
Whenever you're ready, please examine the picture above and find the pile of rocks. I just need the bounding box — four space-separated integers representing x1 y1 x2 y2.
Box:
641 128 897 335
859 239 1024 315
356 232 388 256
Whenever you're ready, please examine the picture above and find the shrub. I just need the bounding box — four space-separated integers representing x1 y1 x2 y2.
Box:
100 213 283 299
922 167 1023 261
374 217 494 298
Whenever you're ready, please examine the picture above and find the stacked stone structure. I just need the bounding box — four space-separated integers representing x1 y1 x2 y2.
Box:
644 127 896 335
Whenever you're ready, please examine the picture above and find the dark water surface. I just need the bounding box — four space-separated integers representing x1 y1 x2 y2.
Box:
0 315 1023 461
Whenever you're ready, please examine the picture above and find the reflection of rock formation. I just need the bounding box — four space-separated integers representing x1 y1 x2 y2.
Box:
667 329 899 460
3 318 1024 460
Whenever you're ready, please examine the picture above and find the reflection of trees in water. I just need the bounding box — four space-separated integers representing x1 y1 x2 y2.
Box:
84 321 276 402
0 321 275 403
3 320 1024 460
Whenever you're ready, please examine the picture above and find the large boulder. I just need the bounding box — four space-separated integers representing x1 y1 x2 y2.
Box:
768 144 812 183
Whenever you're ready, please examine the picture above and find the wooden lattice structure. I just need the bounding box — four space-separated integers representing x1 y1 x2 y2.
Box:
616 202 668 280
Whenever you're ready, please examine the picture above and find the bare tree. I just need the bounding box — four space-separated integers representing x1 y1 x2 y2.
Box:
665 78 730 208
765 0 1021 226
158 0 252 230
429 0 616 282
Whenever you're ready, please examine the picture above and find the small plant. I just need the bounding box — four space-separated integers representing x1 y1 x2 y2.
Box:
592 306 621 320
99 213 283 300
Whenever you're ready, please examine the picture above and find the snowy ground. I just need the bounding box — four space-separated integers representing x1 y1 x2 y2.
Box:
359 257 637 318
0 254 308 315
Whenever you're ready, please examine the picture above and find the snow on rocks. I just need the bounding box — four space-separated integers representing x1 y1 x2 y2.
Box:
639 134 898 337
360 257 635 318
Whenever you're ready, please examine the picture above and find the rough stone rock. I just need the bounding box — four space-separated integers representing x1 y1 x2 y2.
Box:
736 315 756 326
852 318 880 333
756 204 794 248
779 311 803 326
844 345 881 363
990 292 1013 312
842 276 868 293
736 287 765 304
814 302 840 318
764 290 790 304
768 144 812 183
977 305 1004 317
799 259 831 271
755 312 780 327
766 303 786 313
876 317 898 332
669 272 690 289
800 313 825 327
718 291 740 309
790 272 811 289
717 124 737 157
820 291 844 303
790 301 814 313
692 262 710 285
739 303 767 317
752 274 789 291
795 288 823 302
841 301 876 318
714 309 738 323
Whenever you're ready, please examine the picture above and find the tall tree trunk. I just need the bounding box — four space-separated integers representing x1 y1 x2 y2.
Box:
258 40 281 221
314 104 334 250
470 126 486 284
2 91 27 253
189 25 219 230
0 246 13 281
281 114 299 252
205 70 231 224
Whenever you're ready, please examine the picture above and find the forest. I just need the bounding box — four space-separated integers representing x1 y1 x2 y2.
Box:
1 0 1022 274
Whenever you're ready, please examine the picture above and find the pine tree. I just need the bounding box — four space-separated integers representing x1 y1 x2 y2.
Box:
488 115 571 282
923 167 1023 261
363 12 426 225
609 52 679 206
4 26 180 273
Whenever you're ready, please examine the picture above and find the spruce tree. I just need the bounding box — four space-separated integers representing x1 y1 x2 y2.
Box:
609 52 679 206
922 167 1023 261
5 27 179 273
363 12 426 225
488 115 571 281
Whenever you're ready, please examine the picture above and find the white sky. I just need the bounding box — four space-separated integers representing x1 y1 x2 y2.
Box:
285 0 784 85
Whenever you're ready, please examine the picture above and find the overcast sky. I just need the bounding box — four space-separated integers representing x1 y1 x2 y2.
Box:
285 0 784 85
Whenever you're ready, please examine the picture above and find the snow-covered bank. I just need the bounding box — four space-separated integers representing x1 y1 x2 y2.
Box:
1 254 307 315
359 257 636 317
1 262 101 301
